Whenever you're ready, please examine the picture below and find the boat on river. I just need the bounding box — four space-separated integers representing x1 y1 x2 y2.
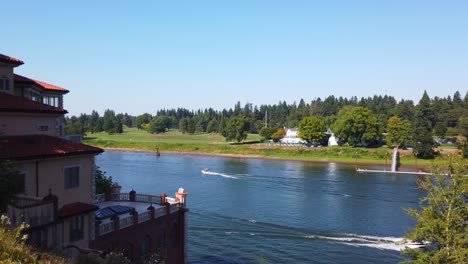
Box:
201 168 217 175
400 239 427 249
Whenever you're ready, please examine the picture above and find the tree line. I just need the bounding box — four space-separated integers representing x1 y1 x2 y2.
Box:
65 91 468 159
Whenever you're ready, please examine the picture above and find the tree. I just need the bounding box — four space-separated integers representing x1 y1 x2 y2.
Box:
259 127 277 140
298 116 326 143
88 110 100 133
103 109 116 133
402 157 468 263
271 127 286 142
332 106 381 146
95 166 113 195
413 91 436 158
386 116 412 148
149 116 172 134
222 117 250 143
0 161 22 213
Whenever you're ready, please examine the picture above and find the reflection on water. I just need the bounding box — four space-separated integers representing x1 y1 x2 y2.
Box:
97 151 422 264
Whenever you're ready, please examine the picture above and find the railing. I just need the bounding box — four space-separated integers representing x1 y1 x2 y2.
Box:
99 221 114 235
135 194 160 204
95 192 162 205
7 196 55 228
94 191 183 237
138 211 151 223
170 203 179 213
155 207 166 218
119 215 133 229
95 194 105 203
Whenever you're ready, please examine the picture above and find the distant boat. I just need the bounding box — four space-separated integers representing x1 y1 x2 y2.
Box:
201 168 217 175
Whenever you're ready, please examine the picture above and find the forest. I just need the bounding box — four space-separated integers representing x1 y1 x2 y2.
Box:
65 90 468 159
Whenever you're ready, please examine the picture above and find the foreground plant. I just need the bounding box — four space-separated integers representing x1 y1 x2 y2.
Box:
402 157 468 263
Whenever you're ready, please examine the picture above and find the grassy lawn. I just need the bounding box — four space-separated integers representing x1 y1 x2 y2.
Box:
83 127 440 168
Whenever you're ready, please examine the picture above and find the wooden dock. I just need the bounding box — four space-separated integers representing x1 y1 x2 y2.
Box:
356 168 432 176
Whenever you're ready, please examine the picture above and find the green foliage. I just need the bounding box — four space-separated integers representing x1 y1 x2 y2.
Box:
333 106 381 146
402 157 468 263
64 121 85 136
259 127 277 140
95 166 113 194
179 118 195 134
271 127 286 142
149 116 172 134
0 216 68 263
222 117 251 143
386 116 412 148
298 116 326 143
413 91 436 159
0 161 22 213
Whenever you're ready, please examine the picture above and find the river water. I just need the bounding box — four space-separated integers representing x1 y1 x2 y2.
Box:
96 151 423 264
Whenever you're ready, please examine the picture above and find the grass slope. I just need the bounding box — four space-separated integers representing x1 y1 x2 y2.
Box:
83 127 437 167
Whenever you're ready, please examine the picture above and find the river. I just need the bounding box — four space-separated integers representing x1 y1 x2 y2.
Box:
96 151 423 264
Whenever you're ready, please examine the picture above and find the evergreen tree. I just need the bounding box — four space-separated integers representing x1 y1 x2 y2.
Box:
413 91 436 158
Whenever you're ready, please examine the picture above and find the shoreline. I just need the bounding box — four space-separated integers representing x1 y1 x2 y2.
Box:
101 147 424 170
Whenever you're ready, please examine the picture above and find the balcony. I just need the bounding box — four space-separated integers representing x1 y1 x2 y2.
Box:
93 191 182 237
7 195 55 228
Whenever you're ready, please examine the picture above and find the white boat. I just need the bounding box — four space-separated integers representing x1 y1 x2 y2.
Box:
201 168 217 175
402 240 426 249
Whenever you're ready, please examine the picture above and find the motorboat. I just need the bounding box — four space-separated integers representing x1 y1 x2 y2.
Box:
201 168 217 175
402 239 427 249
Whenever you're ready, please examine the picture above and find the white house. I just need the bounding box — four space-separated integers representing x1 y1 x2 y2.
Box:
280 128 306 144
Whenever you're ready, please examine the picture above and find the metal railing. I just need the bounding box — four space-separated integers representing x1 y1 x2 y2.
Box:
8 196 55 227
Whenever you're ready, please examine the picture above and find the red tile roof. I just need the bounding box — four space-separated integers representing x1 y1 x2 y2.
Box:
59 202 99 218
0 135 103 160
0 92 68 114
0 54 24 65
14 74 69 93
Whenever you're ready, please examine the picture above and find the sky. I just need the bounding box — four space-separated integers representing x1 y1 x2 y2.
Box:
2 1 468 116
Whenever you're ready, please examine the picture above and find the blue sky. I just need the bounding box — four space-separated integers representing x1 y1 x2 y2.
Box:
2 1 467 116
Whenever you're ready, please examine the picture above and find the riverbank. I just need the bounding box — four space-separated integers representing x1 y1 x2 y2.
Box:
83 128 451 169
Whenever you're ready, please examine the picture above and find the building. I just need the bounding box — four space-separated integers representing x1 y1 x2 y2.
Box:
0 53 188 263
280 128 306 144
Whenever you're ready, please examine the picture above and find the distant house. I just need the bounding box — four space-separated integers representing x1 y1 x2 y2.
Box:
326 129 339 146
1 53 188 263
280 128 306 144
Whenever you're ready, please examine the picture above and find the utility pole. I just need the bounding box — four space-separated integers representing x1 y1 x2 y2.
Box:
265 110 268 128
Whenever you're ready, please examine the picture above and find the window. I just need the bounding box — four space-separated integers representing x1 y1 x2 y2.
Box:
69 215 84 241
15 172 26 194
64 166 79 189
140 235 151 256
37 125 49 132
0 76 9 91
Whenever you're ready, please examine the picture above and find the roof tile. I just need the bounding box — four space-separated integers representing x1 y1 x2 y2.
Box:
0 54 24 65
0 135 103 160
14 74 69 93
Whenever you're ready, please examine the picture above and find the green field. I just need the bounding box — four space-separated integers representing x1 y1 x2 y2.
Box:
83 127 439 168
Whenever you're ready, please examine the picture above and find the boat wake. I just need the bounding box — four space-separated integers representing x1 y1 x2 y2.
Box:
201 169 239 179
304 233 405 251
